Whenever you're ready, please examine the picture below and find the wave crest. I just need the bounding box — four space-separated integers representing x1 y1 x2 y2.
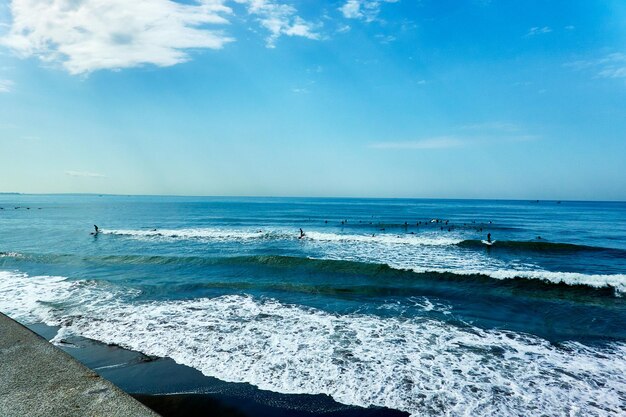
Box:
0 271 624 417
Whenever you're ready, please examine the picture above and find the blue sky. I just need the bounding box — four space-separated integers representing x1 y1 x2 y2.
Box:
0 0 625 200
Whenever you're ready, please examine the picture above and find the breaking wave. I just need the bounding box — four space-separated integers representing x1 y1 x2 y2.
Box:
102 228 463 246
3 252 625 295
0 271 624 417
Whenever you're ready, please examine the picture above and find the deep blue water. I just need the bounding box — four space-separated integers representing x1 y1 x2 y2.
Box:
1 195 625 416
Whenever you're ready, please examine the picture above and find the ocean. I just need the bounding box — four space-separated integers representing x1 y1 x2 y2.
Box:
0 195 625 416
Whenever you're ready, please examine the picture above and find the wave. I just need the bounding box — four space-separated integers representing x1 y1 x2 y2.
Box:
329 221 521 232
457 239 626 255
103 228 626 257
0 270 624 417
4 251 625 296
410 267 626 296
0 251 24 258
102 228 463 246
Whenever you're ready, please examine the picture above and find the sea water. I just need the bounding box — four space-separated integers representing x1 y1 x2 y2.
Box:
0 195 624 416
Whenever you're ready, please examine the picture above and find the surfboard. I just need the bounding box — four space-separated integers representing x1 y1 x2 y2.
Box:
481 240 496 246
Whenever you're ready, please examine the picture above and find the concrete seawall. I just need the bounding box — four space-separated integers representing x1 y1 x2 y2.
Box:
0 312 160 417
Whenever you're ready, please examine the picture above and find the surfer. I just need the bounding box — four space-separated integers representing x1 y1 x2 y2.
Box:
487 233 492 243
299 228 305 239
91 225 99 236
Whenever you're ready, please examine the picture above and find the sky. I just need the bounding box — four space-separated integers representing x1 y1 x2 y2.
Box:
0 0 625 200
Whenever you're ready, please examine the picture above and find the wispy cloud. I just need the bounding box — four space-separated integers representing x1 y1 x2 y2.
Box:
339 0 399 23
336 24 351 34
375 34 396 44
525 26 552 37
0 0 321 74
65 170 107 178
370 122 538 150
461 122 520 132
566 52 626 80
236 0 320 48
0 79 13 93
369 137 464 150
596 53 626 79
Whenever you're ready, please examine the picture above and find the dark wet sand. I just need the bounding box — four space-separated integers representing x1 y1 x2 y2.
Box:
27 323 408 417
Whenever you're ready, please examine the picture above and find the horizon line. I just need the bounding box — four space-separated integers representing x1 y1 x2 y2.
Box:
0 192 624 204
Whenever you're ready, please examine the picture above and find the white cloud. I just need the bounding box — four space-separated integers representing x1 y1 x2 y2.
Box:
65 170 106 178
1 0 234 75
0 79 13 92
526 26 552 37
0 0 322 74
339 0 398 23
235 0 320 48
340 0 361 19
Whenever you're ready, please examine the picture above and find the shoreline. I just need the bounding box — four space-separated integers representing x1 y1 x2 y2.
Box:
25 321 408 417
0 313 158 417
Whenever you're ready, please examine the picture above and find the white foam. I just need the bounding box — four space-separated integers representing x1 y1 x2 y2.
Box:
0 251 23 258
304 236 626 295
103 228 268 242
0 270 624 417
407 267 626 296
103 228 463 246
302 231 462 246
62 227 626 295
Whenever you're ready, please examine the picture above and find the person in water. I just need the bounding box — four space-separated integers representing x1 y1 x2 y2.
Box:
299 228 305 239
487 233 492 243
92 225 99 235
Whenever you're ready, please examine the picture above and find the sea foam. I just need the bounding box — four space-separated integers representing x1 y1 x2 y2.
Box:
103 228 463 246
408 267 626 295
0 270 624 417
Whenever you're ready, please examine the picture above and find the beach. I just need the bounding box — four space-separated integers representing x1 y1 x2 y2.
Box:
0 313 158 417
1 195 625 416
24 322 407 417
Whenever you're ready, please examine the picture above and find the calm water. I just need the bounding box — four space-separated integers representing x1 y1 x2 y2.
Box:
1 195 625 416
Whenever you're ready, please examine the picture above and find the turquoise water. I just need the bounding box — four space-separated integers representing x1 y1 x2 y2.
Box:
1 195 625 416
